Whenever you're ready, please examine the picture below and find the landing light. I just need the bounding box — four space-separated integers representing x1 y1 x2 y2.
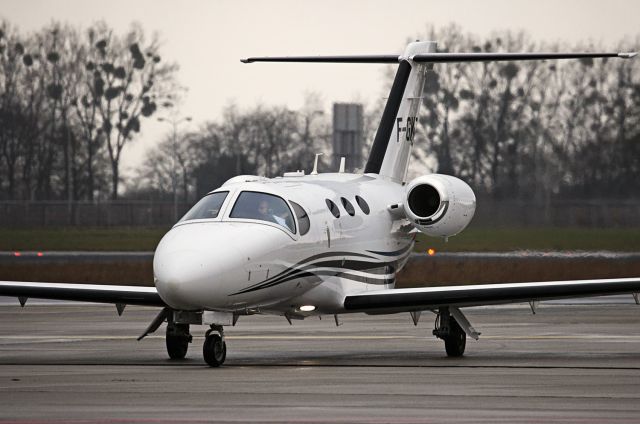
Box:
427 248 436 256
299 305 316 312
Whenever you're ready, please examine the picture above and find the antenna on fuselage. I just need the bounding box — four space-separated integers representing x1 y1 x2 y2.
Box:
311 153 323 175
338 157 346 173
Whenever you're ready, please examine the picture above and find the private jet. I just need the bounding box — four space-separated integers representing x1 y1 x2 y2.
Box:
2 41 639 367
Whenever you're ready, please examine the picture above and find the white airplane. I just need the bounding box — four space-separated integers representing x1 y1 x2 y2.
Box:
1 41 639 367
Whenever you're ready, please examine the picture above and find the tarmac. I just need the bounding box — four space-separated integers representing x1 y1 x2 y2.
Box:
0 297 639 423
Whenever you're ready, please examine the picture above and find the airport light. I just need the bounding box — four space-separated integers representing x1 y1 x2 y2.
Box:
427 248 436 256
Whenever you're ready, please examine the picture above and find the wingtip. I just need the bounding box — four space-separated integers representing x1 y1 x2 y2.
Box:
619 52 638 59
240 58 251 64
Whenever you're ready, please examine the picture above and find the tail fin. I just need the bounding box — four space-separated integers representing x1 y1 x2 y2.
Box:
364 41 436 182
241 46 636 183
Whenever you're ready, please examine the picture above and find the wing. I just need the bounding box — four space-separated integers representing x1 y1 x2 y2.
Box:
344 277 640 314
0 280 165 307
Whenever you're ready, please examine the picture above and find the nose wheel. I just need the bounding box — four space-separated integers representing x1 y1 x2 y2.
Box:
203 325 226 367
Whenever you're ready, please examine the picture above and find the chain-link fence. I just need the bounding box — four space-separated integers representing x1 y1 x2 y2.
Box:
0 199 638 228
0 201 190 227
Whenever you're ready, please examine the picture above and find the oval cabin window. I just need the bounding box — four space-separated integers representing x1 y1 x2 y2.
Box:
341 197 355 216
325 199 340 218
355 195 370 215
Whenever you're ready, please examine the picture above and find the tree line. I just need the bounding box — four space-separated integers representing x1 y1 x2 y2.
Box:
414 25 640 200
135 25 639 205
0 20 176 201
127 99 333 203
2 21 638 205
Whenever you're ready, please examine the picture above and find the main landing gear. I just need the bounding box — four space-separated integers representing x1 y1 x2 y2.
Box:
433 307 467 357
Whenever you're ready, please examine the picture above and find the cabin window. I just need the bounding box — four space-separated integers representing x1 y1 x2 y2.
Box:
355 195 370 215
230 191 296 233
290 201 310 236
341 197 355 216
325 199 340 218
179 191 228 221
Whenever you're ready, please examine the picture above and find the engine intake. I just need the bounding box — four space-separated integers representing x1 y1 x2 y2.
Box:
404 174 476 238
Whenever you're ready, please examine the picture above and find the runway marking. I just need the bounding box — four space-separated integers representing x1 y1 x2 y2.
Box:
1 334 640 343
0 363 639 372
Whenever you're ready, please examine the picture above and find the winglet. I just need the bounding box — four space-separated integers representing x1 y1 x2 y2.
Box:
619 52 638 59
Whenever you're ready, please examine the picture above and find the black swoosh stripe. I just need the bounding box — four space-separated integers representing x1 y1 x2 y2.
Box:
238 251 376 292
232 268 396 295
230 249 413 296
234 257 400 295
366 243 413 257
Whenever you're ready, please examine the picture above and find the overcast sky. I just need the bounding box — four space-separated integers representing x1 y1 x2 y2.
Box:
1 0 639 174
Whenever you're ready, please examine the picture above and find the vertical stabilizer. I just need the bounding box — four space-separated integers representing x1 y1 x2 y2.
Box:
364 41 436 182
241 41 633 182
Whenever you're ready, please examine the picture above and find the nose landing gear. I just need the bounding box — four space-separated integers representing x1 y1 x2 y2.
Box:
203 324 226 367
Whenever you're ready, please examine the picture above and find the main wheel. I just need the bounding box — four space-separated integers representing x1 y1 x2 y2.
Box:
166 324 190 359
203 334 226 367
444 318 466 357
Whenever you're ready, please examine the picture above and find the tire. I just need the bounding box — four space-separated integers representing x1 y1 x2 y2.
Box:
166 323 190 359
203 334 226 367
444 318 466 357
166 334 189 359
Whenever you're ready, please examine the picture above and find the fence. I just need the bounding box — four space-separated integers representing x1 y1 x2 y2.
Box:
0 198 638 228
0 200 191 227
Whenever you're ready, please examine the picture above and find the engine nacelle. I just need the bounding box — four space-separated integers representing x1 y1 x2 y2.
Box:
404 174 476 238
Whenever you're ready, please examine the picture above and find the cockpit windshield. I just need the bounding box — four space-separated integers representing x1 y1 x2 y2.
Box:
230 191 296 233
179 191 228 222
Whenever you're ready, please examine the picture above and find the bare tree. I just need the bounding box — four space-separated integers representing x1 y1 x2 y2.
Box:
83 22 177 199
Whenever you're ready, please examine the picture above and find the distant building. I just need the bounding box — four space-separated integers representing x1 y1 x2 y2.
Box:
332 103 363 172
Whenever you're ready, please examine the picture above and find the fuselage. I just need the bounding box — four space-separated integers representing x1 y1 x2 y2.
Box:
153 172 415 316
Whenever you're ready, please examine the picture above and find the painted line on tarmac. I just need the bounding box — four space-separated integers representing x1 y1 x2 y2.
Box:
2 334 640 344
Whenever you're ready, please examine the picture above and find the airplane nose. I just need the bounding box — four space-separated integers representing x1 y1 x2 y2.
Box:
154 249 227 310
153 222 287 310
154 224 243 310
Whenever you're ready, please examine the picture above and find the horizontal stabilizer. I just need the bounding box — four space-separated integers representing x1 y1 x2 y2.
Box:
410 52 638 63
241 55 399 63
242 52 637 64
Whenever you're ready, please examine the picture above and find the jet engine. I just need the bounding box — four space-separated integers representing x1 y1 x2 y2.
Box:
403 174 476 238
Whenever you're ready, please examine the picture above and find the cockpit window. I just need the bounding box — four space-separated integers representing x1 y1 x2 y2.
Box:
230 191 296 233
179 191 228 222
290 201 310 236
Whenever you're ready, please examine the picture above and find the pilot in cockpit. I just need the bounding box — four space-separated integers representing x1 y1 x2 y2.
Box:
257 199 287 227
